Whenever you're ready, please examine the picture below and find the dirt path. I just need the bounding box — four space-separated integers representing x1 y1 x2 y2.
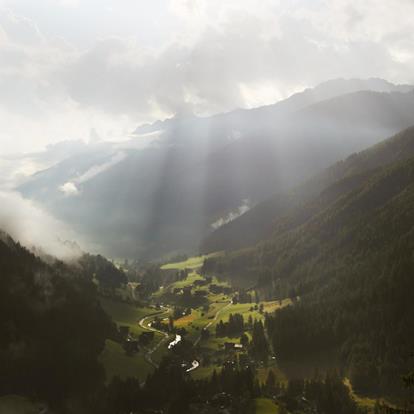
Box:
194 300 232 346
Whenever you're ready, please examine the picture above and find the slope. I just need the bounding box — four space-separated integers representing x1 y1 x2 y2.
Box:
0 232 113 407
203 156 414 395
201 125 414 253
19 82 414 259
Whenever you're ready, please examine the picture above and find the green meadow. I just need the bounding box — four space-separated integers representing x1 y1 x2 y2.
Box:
99 340 154 383
254 398 279 413
100 298 162 337
99 298 168 382
160 252 222 270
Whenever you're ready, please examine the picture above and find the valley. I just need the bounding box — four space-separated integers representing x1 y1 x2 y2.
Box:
97 254 383 414
2 81 414 414
1 0 414 411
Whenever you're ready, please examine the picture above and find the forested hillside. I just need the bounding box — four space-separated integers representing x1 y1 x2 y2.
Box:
201 126 414 253
0 233 116 410
203 152 414 394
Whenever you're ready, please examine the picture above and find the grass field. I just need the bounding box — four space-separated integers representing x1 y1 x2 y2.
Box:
0 395 43 414
254 398 279 413
219 299 291 322
174 312 199 327
99 340 154 383
160 252 222 270
160 268 290 354
203 334 238 351
155 264 234 343
99 299 168 383
174 299 231 343
209 299 292 328
100 298 162 337
99 260 291 386
168 271 204 289
150 337 171 366
166 272 231 300
190 364 222 380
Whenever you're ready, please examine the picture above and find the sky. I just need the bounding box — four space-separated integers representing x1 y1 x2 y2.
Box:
0 0 414 154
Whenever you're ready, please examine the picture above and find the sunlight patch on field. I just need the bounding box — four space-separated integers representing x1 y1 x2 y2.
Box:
160 252 222 270
168 272 204 289
174 312 198 327
254 398 279 413
211 299 291 328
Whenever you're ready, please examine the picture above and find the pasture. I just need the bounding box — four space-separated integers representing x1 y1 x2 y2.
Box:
254 398 279 413
99 340 154 383
160 252 222 270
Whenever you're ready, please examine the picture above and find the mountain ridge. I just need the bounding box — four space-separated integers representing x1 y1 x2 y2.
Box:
201 125 414 253
201 143 414 393
18 81 414 259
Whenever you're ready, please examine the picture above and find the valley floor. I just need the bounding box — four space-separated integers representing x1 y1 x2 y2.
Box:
99 254 388 413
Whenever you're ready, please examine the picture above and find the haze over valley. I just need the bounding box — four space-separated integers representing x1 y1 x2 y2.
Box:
1 1 414 413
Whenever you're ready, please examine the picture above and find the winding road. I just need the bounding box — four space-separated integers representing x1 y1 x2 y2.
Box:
138 307 171 369
138 299 232 373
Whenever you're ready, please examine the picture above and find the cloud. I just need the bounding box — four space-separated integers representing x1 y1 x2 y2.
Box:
0 190 85 259
58 151 126 196
0 9 135 154
211 199 251 229
1 0 414 154
58 0 80 8
54 0 414 119
77 151 126 183
59 181 79 196
0 155 46 189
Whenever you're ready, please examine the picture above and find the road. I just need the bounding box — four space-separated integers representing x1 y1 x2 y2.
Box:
138 298 232 373
186 360 200 372
138 306 171 369
194 300 232 346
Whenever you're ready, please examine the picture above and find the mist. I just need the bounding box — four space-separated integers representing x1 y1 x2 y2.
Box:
59 151 127 196
0 190 86 260
1 2 414 413
211 199 251 230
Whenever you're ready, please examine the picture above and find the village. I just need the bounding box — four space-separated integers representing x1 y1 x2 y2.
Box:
98 254 291 412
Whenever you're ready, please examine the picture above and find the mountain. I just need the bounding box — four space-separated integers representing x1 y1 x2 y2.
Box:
18 79 414 259
134 78 413 136
201 135 414 394
203 134 414 282
201 125 414 253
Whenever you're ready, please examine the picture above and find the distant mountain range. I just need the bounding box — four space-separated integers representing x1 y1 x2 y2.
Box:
18 78 414 259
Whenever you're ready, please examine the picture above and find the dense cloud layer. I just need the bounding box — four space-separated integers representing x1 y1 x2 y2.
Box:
0 0 414 153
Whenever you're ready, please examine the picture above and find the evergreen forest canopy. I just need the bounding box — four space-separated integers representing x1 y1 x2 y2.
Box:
203 128 414 397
